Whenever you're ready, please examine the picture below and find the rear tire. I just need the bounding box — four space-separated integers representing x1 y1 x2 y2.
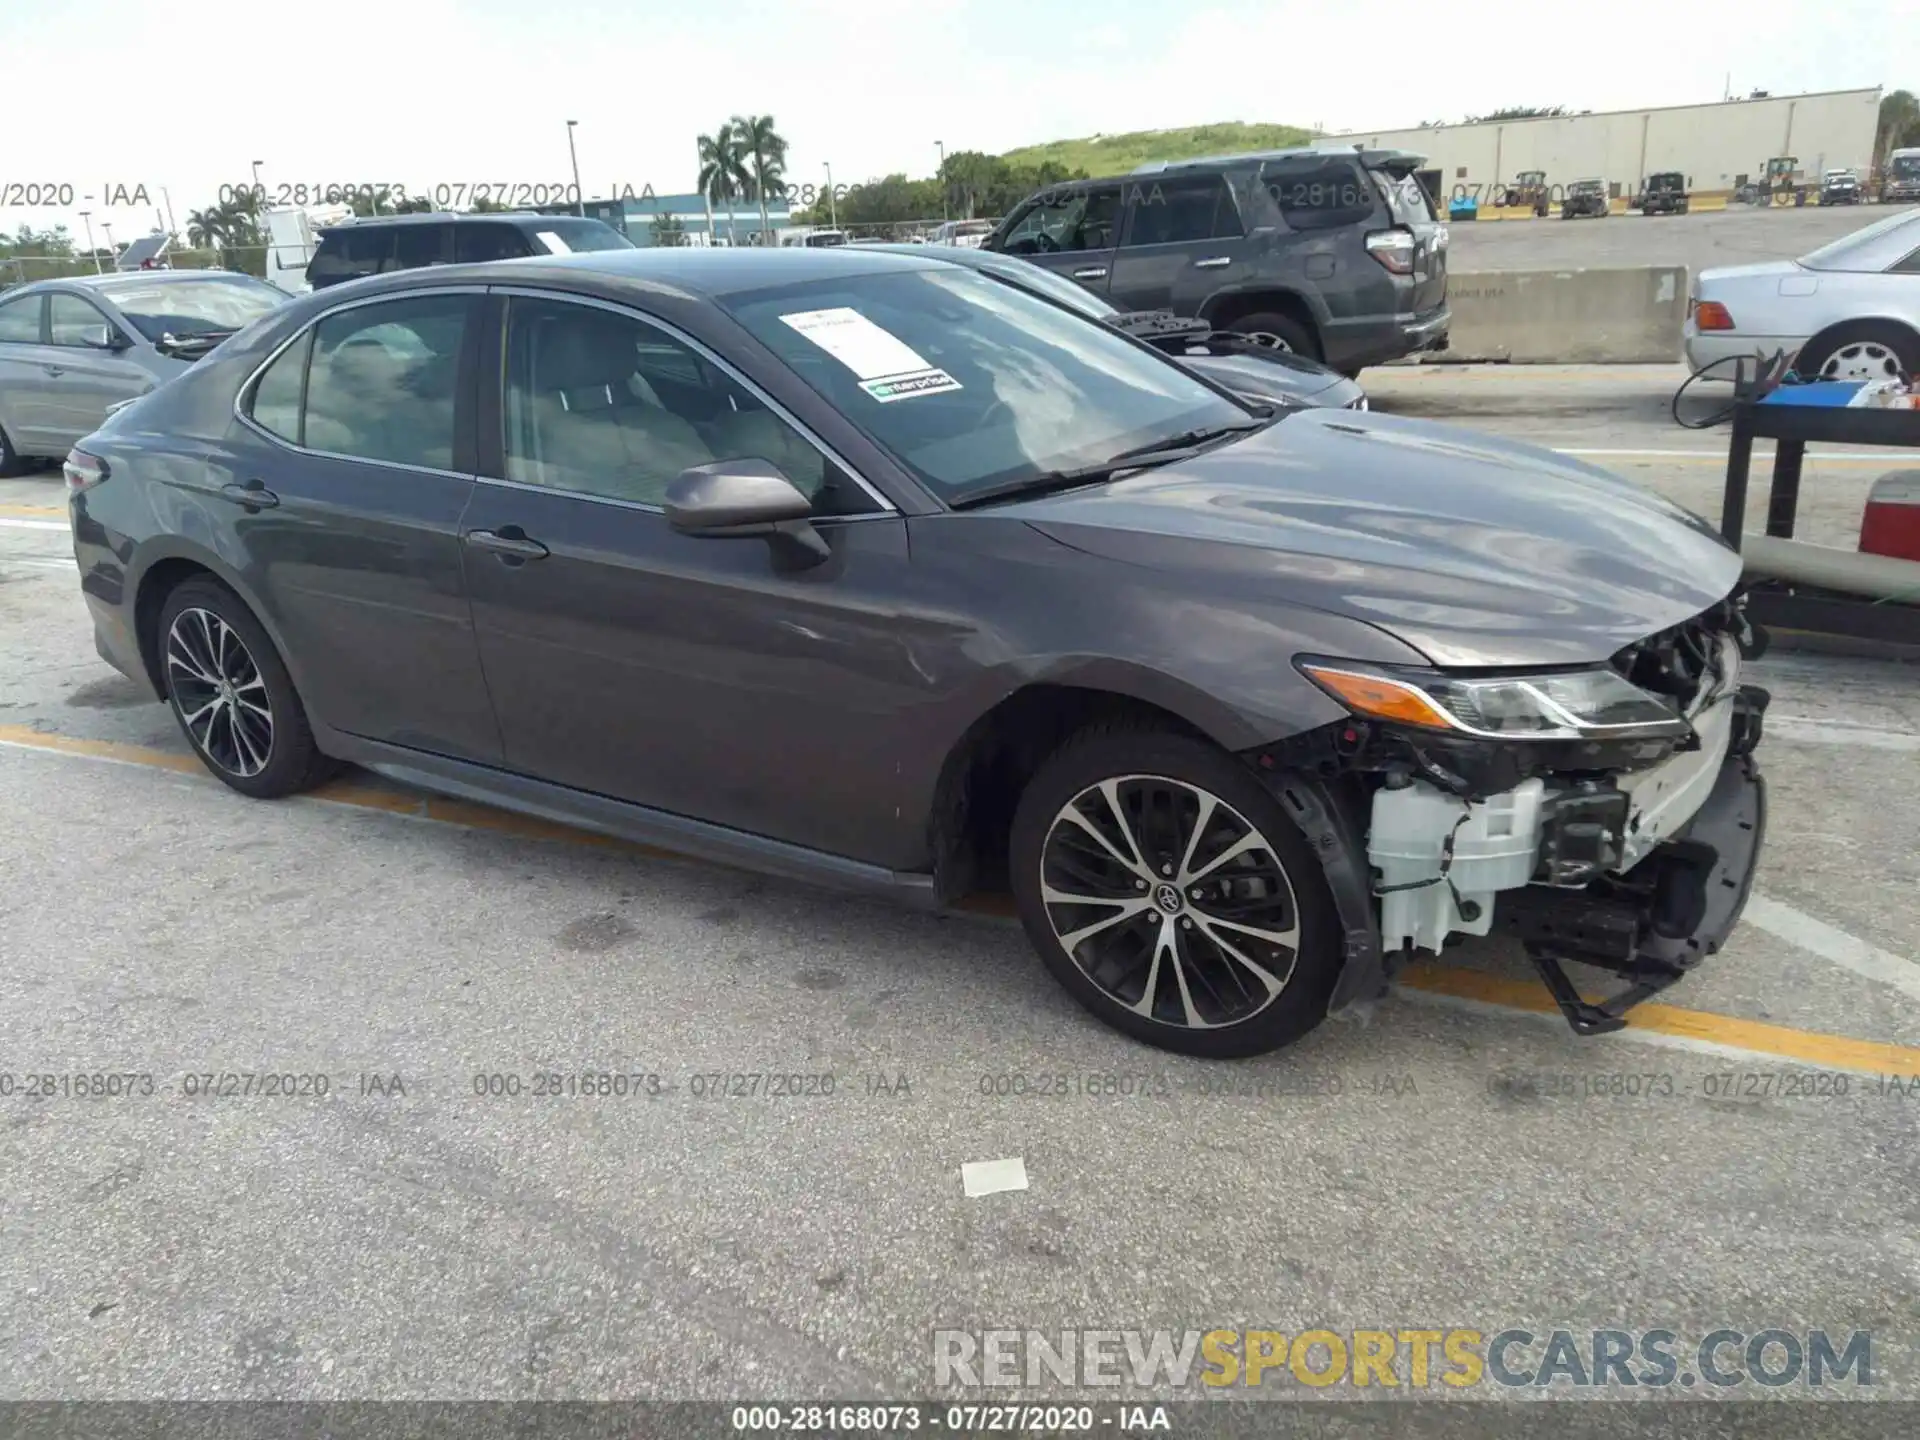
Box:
1795 321 1918 384
156 577 337 799
1009 724 1342 1059
0 424 29 478
1223 311 1318 361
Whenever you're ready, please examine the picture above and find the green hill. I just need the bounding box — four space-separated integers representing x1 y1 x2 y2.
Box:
997 123 1317 177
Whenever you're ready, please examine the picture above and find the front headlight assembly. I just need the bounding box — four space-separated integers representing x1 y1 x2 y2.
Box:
1298 661 1691 742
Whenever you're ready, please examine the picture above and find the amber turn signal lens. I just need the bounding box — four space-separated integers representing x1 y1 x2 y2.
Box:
1693 300 1735 331
1300 666 1457 730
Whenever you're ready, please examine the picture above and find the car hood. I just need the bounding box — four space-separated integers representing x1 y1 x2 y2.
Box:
1181 351 1357 406
1003 408 1742 668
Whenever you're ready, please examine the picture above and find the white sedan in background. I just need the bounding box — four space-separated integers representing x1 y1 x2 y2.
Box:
1685 207 1920 381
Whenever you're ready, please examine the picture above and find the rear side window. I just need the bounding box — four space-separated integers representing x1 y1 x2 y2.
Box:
390 224 453 271
1373 170 1435 224
308 228 393 285
1121 176 1243 247
1259 157 1379 232
279 295 469 469
455 224 530 263
0 294 43 342
249 332 311 443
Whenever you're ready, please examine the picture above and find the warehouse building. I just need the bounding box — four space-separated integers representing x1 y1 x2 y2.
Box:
1328 87 1881 201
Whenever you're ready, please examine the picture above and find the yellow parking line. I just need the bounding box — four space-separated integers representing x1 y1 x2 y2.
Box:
5 721 1919 1075
0 503 66 518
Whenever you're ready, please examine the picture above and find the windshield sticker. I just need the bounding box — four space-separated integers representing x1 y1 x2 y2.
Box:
780 307 938 381
537 231 573 254
859 369 963 403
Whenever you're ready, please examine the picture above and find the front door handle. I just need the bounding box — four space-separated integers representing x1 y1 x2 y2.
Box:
219 480 278 510
1193 256 1233 269
44 365 66 377
465 526 549 561
1072 267 1108 280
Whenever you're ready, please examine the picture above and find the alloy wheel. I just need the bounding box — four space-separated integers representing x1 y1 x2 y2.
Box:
1240 331 1293 353
1038 775 1300 1030
1816 341 1906 383
165 607 275 778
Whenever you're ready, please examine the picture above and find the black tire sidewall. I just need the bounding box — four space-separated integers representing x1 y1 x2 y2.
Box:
0 424 26 478
1010 728 1342 1059
1797 323 1919 382
156 577 325 798
1225 312 1319 362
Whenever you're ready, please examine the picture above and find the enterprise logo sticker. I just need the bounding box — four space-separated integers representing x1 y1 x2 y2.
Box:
860 369 963 403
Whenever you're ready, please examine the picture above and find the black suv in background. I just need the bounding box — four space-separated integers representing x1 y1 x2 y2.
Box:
983 147 1449 374
305 213 633 290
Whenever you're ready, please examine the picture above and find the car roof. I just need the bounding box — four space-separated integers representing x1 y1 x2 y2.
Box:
327 245 950 302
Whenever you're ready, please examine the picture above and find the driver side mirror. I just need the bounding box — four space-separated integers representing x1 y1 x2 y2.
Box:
82 324 128 351
664 457 830 566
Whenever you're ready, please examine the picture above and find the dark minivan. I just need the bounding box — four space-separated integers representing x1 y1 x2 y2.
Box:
305 213 633 290
984 146 1449 375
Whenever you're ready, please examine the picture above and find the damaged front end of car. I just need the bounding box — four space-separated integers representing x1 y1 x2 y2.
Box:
1248 598 1770 1035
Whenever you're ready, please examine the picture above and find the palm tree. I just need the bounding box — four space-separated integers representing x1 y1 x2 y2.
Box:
185 208 228 250
697 122 749 245
732 113 788 245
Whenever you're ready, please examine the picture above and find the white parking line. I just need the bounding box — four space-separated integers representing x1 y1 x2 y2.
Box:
1555 448 1892 461
0 518 68 532
1742 896 1920 1005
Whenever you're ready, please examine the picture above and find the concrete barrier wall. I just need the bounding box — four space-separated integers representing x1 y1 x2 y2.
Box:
1437 266 1688 363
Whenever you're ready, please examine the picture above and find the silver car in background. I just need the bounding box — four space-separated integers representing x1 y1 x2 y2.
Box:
1684 207 1920 381
0 271 288 474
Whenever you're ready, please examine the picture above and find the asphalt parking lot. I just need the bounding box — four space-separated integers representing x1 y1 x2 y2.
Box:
1445 202 1879 274
3 365 1919 1427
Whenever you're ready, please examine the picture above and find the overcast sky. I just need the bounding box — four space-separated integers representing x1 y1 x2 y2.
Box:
2 0 1913 240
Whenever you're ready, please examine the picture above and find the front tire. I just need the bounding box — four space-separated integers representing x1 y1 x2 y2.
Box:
157 577 336 798
1009 726 1342 1058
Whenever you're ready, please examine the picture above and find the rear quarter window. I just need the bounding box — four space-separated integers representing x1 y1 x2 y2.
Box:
308 228 393 284
1258 157 1379 232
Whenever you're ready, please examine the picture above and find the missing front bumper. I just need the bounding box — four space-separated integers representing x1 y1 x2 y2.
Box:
1499 736 1767 1035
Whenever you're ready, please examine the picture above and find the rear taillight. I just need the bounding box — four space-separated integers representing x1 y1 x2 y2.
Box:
1694 300 1735 331
64 449 109 495
1365 229 1415 275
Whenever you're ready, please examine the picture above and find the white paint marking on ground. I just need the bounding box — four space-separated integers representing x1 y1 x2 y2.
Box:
1742 896 1920 1005
960 1157 1028 1198
1765 717 1920 752
1394 983 1900 1077
1554 448 1890 461
0 517 68 531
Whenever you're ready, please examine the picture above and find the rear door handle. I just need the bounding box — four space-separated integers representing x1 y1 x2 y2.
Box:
465 526 549 561
1072 267 1108 280
219 480 278 509
1193 256 1233 269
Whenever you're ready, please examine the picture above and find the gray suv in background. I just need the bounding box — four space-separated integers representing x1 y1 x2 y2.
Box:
305 212 633 290
985 147 1450 374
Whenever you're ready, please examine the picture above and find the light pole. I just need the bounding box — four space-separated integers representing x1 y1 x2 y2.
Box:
566 121 585 217
100 221 116 270
251 160 264 201
936 140 947 222
824 162 837 230
78 211 101 273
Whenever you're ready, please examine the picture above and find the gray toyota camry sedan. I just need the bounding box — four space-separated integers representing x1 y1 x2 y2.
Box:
65 247 1768 1057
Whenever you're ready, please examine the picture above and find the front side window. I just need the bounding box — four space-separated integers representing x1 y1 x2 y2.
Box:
48 292 112 346
103 277 283 341
722 266 1252 505
501 297 857 511
390 225 452 271
996 185 1122 255
1121 176 1241 248
0 294 43 343
297 295 469 468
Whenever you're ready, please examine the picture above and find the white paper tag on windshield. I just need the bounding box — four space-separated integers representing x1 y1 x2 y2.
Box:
537 231 573 255
780 307 937 381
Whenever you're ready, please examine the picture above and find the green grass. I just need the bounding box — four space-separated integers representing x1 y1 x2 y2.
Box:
998 123 1317 177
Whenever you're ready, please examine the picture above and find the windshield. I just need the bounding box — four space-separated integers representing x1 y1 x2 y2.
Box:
100 276 285 340
977 256 1115 319
1572 182 1604 195
1891 154 1920 178
721 266 1250 504
1649 174 1682 189
529 219 633 253
806 232 848 248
